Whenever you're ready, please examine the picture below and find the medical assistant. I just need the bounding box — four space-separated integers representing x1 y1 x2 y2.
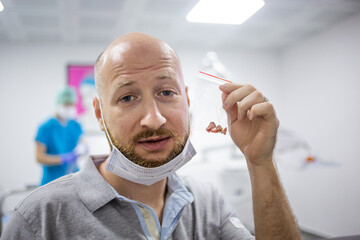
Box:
2 155 254 240
35 117 83 185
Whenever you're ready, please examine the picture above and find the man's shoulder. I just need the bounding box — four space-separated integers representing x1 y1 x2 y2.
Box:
68 119 82 127
15 174 79 218
37 117 58 130
67 119 83 134
178 175 220 201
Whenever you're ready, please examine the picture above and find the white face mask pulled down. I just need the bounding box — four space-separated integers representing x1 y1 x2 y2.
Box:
100 102 196 186
57 105 77 120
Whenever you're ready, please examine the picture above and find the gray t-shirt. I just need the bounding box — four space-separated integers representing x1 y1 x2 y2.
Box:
1 156 254 240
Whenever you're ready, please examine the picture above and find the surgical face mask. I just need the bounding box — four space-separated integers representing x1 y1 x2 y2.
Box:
57 105 77 120
100 102 196 186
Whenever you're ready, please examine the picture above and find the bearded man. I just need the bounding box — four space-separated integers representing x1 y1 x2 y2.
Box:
2 33 300 240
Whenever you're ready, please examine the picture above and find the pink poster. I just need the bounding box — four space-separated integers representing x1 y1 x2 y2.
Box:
67 65 95 115
68 65 99 133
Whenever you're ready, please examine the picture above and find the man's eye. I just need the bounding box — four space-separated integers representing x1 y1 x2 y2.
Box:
120 95 135 103
160 90 174 97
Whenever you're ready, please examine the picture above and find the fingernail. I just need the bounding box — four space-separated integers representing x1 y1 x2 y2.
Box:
249 112 252 120
220 84 230 91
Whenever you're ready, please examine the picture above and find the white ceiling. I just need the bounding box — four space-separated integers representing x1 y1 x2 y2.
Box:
0 0 360 52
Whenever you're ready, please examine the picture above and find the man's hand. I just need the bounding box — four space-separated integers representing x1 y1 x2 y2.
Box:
220 83 301 239
219 83 279 166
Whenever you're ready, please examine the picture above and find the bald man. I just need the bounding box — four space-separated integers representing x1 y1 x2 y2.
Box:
2 33 300 240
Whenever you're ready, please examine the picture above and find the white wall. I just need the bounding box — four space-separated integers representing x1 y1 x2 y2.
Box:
277 12 360 236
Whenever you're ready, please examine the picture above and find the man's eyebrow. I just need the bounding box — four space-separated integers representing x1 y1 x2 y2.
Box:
157 75 176 81
115 80 135 89
114 75 175 89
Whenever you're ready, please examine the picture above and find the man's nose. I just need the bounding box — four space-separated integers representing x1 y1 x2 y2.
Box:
140 100 166 129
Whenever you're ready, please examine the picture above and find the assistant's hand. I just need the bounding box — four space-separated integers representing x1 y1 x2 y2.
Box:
73 143 89 157
219 83 279 166
60 152 78 164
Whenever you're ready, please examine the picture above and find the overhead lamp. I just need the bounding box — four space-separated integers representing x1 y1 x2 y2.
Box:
0 1 4 12
186 0 265 25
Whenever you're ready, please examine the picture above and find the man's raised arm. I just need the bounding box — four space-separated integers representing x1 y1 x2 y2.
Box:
219 83 301 239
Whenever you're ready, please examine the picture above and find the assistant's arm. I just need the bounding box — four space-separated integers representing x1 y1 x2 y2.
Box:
35 138 88 166
35 142 62 165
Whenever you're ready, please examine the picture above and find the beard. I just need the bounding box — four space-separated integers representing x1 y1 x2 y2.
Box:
105 122 190 168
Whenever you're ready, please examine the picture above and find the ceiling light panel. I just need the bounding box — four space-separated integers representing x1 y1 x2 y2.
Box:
186 0 265 25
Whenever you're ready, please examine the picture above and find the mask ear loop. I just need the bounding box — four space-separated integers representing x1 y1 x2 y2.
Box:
99 101 115 151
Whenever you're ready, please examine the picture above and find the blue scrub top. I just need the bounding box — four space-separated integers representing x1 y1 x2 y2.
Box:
35 117 83 185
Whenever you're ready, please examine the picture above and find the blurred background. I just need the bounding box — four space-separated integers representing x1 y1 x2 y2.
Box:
0 0 360 238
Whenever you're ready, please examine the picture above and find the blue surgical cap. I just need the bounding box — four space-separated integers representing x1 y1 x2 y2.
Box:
56 86 76 105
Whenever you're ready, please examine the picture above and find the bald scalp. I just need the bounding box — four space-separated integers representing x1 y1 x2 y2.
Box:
94 51 106 99
94 32 183 100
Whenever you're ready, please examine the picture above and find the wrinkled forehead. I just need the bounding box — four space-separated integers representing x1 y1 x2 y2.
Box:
94 34 185 101
100 38 181 79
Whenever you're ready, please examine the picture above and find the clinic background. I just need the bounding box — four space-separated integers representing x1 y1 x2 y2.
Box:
0 0 360 238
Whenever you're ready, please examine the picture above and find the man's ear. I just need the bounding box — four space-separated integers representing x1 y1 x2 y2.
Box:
93 97 105 131
185 86 190 107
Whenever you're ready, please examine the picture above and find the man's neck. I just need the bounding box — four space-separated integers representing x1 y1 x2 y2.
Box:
98 158 167 221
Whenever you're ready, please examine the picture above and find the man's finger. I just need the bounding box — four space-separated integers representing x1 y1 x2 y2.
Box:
237 91 265 120
248 102 277 123
219 83 246 94
222 84 257 110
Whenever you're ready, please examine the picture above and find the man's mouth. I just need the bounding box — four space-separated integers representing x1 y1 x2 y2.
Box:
137 136 171 152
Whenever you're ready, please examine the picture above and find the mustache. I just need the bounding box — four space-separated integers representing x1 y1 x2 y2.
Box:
129 128 177 145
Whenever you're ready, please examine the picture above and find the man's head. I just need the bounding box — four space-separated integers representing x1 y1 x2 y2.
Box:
55 86 77 120
93 33 190 168
56 86 76 106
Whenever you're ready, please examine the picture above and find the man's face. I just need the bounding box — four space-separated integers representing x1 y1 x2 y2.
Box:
96 38 190 168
